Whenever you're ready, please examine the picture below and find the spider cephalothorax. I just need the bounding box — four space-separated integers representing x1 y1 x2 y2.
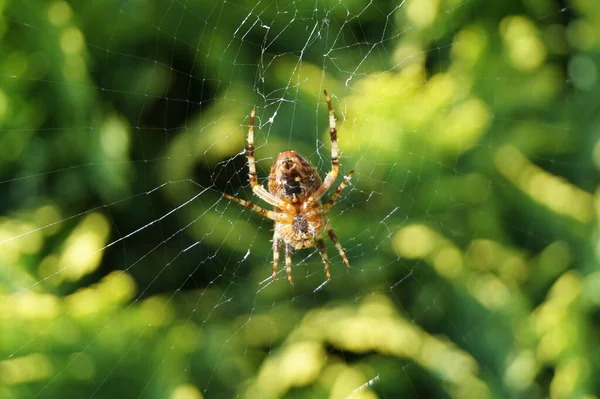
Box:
224 90 354 284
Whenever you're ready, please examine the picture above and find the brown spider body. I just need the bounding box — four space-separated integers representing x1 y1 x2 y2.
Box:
224 90 354 284
268 151 326 249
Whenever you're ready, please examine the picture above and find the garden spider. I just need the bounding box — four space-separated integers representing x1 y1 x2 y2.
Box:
224 90 354 284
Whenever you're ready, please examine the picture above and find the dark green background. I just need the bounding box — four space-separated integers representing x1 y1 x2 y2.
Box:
1 0 599 398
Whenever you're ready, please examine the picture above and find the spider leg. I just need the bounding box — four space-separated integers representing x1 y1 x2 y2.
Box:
305 90 340 207
327 228 350 267
316 238 331 280
246 106 294 211
272 236 280 281
285 243 294 285
223 194 277 220
324 170 354 211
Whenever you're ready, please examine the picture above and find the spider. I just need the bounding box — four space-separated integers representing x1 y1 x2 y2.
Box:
224 90 354 284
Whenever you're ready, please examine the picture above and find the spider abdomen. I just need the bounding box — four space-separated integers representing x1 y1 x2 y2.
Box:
268 151 322 204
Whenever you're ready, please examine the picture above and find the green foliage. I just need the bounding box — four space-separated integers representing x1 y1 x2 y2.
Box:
1 0 599 398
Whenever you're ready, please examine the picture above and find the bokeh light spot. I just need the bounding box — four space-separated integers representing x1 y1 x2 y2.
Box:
60 27 85 54
48 1 72 26
171 384 204 399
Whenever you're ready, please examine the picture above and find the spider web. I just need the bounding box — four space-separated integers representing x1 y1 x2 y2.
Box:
1 1 598 398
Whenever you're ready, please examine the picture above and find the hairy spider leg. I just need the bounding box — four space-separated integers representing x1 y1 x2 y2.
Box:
327 228 350 267
305 90 340 207
223 194 277 220
324 170 355 210
246 106 294 211
316 238 331 280
272 236 280 281
285 243 293 284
